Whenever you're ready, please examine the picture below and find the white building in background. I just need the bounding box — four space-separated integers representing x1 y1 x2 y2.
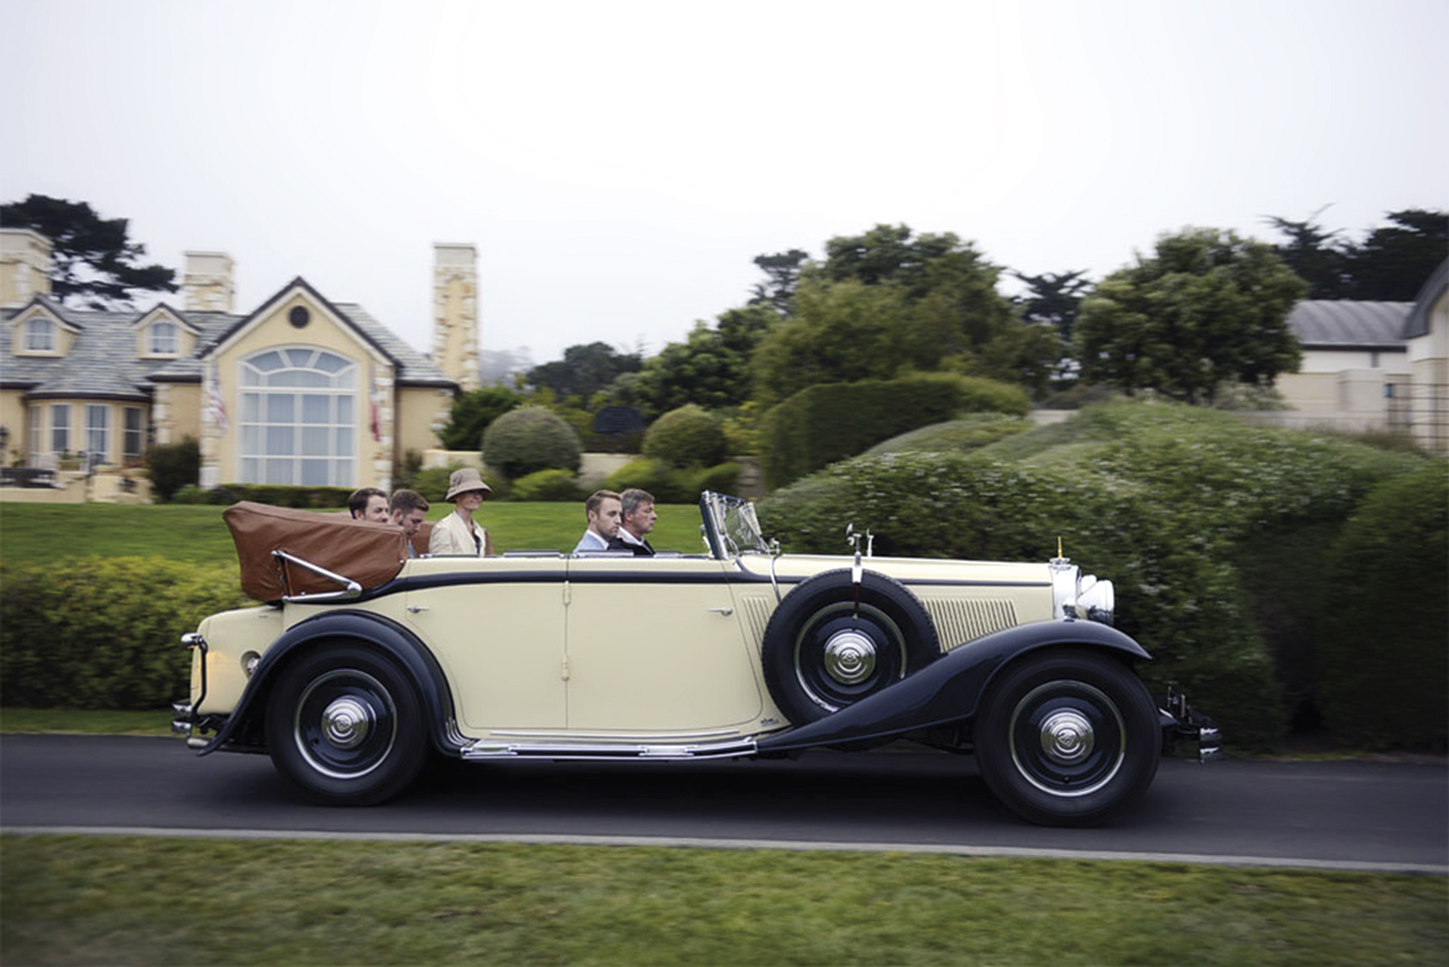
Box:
1268 259 1448 454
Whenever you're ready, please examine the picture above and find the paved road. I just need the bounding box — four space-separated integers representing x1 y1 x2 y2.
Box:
2 734 1444 873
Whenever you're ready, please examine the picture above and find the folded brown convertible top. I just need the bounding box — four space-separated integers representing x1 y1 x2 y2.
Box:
222 501 411 602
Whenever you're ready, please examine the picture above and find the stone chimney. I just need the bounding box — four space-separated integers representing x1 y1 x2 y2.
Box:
0 228 53 308
183 251 235 312
432 243 479 391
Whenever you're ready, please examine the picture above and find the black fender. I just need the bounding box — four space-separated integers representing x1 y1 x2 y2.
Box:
197 610 462 759
755 618 1150 754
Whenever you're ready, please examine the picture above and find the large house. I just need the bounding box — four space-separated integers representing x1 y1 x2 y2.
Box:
1269 259 1448 454
0 229 479 495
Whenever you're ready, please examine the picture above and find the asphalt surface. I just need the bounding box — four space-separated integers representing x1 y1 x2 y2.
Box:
1 734 1444 873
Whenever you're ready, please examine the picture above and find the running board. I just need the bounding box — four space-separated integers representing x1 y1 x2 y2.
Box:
460 737 760 761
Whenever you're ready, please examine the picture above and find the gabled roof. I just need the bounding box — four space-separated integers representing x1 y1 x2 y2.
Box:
1285 300 1412 350
1404 258 1448 340
133 302 202 336
1 280 454 400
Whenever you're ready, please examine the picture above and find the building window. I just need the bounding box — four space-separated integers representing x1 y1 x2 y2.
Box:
123 407 145 462
239 347 357 486
29 404 41 462
86 405 110 464
51 404 70 454
25 317 55 353
149 321 178 356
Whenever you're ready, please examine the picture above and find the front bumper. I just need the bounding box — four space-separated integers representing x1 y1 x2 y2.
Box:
1159 686 1222 761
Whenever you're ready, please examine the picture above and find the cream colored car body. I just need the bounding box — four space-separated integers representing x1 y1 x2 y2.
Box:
191 552 1055 744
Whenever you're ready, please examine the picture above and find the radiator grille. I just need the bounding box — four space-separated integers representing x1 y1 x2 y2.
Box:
920 596 1018 650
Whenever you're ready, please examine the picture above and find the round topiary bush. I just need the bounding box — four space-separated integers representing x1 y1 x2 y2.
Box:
603 458 692 504
510 468 584 502
482 406 583 481
643 404 727 468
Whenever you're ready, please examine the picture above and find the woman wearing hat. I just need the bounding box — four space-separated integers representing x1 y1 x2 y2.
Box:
428 468 494 556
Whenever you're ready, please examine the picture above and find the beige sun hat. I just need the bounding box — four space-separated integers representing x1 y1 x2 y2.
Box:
444 467 493 502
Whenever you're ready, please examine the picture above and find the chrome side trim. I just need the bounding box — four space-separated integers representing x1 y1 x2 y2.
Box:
461 737 759 761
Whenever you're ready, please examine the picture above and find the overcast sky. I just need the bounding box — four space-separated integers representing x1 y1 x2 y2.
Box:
4 0 1445 368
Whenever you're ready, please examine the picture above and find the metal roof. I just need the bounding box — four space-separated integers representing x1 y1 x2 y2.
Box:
1285 300 1412 349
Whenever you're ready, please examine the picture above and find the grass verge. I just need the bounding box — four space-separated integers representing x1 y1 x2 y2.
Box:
2 835 1444 966
0 708 174 737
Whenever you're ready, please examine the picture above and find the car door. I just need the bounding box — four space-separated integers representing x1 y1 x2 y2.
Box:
563 556 764 733
402 557 568 731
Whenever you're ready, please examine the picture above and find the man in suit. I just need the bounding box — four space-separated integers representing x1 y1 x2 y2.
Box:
573 489 624 554
616 488 657 556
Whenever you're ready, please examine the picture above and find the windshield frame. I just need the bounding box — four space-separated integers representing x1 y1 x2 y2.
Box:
699 491 770 561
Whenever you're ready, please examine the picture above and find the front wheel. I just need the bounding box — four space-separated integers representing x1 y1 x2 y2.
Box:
264 643 427 805
975 650 1160 827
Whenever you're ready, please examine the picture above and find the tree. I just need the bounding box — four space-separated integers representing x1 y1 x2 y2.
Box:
438 386 525 451
750 224 1025 403
1344 208 1447 300
1264 209 1351 299
1266 207 1447 301
627 305 777 419
1011 269 1092 343
748 249 808 315
525 342 642 405
1075 228 1307 405
0 194 177 309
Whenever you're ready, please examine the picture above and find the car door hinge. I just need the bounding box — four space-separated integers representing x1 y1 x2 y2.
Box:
562 581 571 606
561 655 571 681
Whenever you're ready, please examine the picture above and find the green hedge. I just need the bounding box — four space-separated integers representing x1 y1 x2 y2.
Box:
759 374 1029 490
510 469 585 502
759 403 1435 751
0 557 250 709
1316 462 1448 750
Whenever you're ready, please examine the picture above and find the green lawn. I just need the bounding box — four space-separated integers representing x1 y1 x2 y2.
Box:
2 835 1444 966
0 500 708 567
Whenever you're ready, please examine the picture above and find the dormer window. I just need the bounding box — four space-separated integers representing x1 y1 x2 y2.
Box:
25 317 55 353
149 320 179 356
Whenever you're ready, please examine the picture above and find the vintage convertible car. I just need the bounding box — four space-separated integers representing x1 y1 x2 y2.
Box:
173 492 1218 826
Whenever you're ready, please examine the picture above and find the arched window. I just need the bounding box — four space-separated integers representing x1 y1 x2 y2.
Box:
149 320 178 356
238 347 357 485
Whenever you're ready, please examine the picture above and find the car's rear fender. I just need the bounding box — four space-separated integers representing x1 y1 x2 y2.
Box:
755 618 1150 754
197 610 462 759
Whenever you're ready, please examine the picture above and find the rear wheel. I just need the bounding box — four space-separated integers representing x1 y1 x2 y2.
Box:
264 644 426 805
975 650 1159 826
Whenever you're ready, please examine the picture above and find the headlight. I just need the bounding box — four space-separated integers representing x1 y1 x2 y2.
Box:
1050 554 1115 625
1077 575 1115 626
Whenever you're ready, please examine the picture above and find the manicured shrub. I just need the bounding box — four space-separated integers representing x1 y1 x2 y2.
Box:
145 437 200 502
758 400 1436 751
760 373 1029 489
482 406 582 481
865 415 1033 456
1316 462 1448 750
0 557 250 709
686 462 742 498
510 469 585 502
604 458 693 504
643 405 728 469
208 485 347 508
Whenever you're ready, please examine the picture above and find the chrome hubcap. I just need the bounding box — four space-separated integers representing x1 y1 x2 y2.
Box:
1038 709 1094 764
321 696 373 749
822 630 877 685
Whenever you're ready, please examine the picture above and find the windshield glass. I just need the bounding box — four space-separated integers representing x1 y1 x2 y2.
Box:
700 492 770 560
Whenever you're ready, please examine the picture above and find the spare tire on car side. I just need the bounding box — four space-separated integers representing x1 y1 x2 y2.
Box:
761 568 940 725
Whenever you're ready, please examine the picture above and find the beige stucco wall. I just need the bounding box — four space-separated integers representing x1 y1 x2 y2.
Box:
394 385 452 459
